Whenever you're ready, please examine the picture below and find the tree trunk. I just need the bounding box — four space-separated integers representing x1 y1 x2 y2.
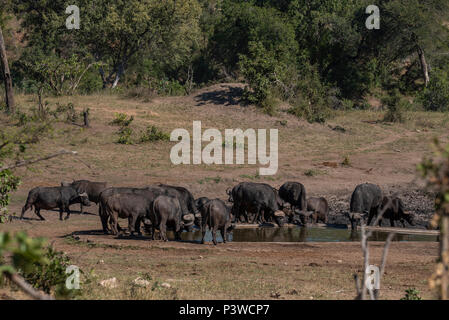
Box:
441 216 449 300
0 26 15 114
111 63 124 89
417 46 430 87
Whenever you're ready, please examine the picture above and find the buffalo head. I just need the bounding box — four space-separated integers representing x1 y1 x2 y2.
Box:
78 192 91 206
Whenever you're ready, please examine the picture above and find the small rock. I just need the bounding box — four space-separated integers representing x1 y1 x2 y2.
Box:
161 282 171 289
309 262 320 267
337 260 343 264
98 259 104 264
100 277 118 289
133 277 150 288
287 289 299 295
309 296 314 300
270 291 281 299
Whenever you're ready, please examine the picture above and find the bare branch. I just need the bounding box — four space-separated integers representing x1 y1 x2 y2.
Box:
5 272 55 300
0 150 78 172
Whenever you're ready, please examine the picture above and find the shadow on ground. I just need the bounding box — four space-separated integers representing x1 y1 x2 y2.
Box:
194 85 244 106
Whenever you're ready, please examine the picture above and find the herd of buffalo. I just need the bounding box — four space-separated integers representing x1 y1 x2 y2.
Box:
19 180 416 244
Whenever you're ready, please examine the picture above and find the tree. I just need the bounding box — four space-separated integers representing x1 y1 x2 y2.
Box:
0 25 14 113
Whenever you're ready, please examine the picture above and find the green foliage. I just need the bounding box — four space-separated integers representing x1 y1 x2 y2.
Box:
419 69 449 112
0 170 21 223
22 245 80 299
117 127 134 145
110 113 134 127
382 89 404 123
139 126 170 143
0 232 81 299
400 288 422 300
0 232 48 277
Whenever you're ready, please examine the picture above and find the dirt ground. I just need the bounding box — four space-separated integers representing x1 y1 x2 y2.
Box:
1 83 448 299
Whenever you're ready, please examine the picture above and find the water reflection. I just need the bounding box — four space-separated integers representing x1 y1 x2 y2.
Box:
170 226 438 243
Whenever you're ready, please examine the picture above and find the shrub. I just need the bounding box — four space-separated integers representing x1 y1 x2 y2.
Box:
400 288 422 300
0 170 21 223
419 69 449 112
22 245 81 299
382 89 404 123
139 126 170 143
110 113 134 127
117 127 134 145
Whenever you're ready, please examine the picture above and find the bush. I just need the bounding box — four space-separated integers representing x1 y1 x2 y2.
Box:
419 69 449 112
117 127 134 145
382 90 404 123
22 245 81 299
110 113 134 127
139 126 170 143
400 288 422 300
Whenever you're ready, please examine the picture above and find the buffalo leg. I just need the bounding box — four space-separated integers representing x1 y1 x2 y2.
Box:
59 207 64 221
34 208 45 221
128 216 135 235
221 226 227 243
160 223 167 241
391 219 396 228
134 217 142 236
212 226 218 245
64 206 71 220
80 203 84 214
201 224 207 244
20 204 31 220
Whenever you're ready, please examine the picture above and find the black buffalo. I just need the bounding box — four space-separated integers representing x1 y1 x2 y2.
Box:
158 184 199 217
21 186 90 221
306 197 329 224
279 182 307 214
347 183 382 229
369 196 415 227
196 199 233 245
148 195 183 241
104 193 151 235
61 180 107 213
230 182 285 226
195 197 210 210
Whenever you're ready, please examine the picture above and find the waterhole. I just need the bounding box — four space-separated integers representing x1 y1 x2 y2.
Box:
169 226 438 243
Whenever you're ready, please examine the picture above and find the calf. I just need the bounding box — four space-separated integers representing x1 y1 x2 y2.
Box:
375 196 415 227
195 197 210 210
104 193 151 236
307 197 329 224
197 199 233 245
148 195 183 241
21 186 90 221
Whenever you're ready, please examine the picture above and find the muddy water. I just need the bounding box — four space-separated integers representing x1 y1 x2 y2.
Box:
175 226 438 243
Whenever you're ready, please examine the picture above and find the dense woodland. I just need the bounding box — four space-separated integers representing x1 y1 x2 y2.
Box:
1 0 449 121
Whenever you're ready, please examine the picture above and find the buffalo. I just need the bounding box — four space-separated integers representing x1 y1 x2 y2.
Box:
61 180 107 213
196 199 233 245
21 186 90 221
279 182 307 216
347 183 382 230
306 197 329 224
195 197 210 210
230 182 285 226
104 193 151 235
148 195 183 241
369 196 415 227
